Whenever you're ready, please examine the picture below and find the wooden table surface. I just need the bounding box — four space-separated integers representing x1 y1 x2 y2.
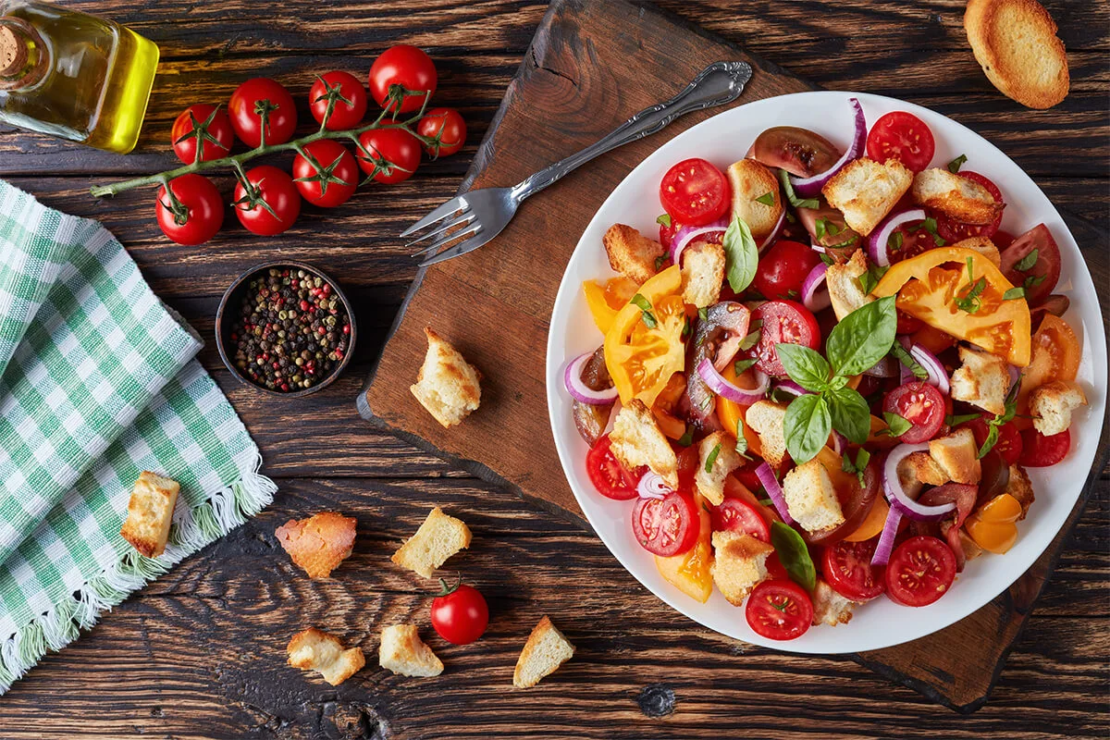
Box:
0 1 1106 738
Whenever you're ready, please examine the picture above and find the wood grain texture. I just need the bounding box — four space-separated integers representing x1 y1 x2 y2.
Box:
0 0 1106 737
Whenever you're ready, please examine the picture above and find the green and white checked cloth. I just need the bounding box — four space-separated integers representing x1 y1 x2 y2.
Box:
0 181 275 694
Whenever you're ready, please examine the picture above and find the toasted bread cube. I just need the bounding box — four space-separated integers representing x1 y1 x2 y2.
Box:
901 451 950 487
696 431 742 506
744 400 790 468
1006 464 1035 520
287 627 365 686
275 511 357 579
119 471 180 558
959 529 985 563
812 579 856 626
952 236 1002 267
391 507 472 578
950 345 1011 415
609 399 679 487
826 248 875 321
912 168 1003 225
603 224 663 284
822 158 912 236
1030 380 1087 436
410 327 482 429
710 531 774 606
513 616 575 688
782 458 845 534
379 624 443 677
896 458 926 500
680 241 726 308
726 159 784 243
929 428 982 485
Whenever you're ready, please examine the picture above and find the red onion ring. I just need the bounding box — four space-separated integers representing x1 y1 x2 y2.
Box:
801 262 831 312
868 208 926 267
882 442 957 521
911 344 950 394
830 431 849 455
637 471 671 500
758 208 786 253
871 505 902 567
670 216 729 265
563 353 619 405
775 380 811 397
696 357 769 405
789 97 867 198
755 462 794 525
1007 364 1022 391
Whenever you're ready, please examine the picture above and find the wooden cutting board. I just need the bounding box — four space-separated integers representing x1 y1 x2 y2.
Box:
359 0 1109 711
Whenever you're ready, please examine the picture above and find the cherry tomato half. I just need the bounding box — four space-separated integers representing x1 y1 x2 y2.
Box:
586 435 643 500
883 381 947 444
171 104 234 165
823 537 886 601
309 70 368 131
935 172 1003 242
866 111 936 173
659 158 730 226
753 240 823 301
233 165 301 236
1020 427 1070 467
746 579 814 640
710 498 771 542
155 174 224 246
369 44 438 114
631 490 700 557
417 107 467 157
751 300 821 378
962 416 1023 466
228 78 298 148
884 535 956 607
357 127 422 184
292 139 359 208
658 217 682 251
430 579 489 645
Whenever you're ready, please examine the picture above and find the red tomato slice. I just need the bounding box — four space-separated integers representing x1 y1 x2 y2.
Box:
710 499 771 542
754 240 823 301
751 300 821 378
935 172 1003 242
659 158 730 226
883 381 947 444
586 435 643 500
631 491 700 557
884 535 956 607
962 416 1023 465
896 309 924 334
1020 428 1071 467
746 579 814 640
888 218 940 265
658 217 682 251
866 111 936 173
822 538 886 601
999 224 1061 305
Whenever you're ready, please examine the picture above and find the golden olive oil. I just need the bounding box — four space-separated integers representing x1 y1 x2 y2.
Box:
0 1 158 154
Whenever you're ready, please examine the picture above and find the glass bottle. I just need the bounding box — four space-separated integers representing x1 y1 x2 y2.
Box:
0 1 159 154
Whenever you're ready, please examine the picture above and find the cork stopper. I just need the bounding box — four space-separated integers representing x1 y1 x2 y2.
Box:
1 25 27 77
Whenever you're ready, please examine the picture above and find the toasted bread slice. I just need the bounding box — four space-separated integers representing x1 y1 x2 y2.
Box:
410 327 482 429
513 616 575 688
929 428 982 485
710 531 774 606
1029 380 1087 436
812 578 856 626
275 511 357 579
379 624 443 677
1006 464 1035 519
826 248 875 321
119 471 180 559
695 431 742 506
727 159 784 243
912 168 1004 225
782 458 845 534
745 400 789 468
287 627 365 686
391 506 472 578
681 240 726 308
952 236 1002 267
965 0 1069 109
603 224 663 284
822 158 912 236
609 400 679 487
901 451 950 487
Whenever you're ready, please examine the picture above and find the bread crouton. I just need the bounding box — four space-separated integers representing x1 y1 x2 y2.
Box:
896 458 927 500
826 248 875 321
287 628 365 686
1005 464 1035 519
603 224 662 284
410 327 481 429
276 511 357 579
609 400 679 487
696 431 742 506
744 400 790 468
964 0 1069 109
726 159 784 243
901 451 949 487
821 158 912 236
929 428 982 485
1030 380 1087 436
710 531 774 606
958 529 985 563
379 624 443 677
513 616 575 688
391 507 472 578
912 168 1003 225
680 240 726 308
782 458 845 534
119 471 180 559
952 236 1002 268
812 579 856 626
950 345 1011 415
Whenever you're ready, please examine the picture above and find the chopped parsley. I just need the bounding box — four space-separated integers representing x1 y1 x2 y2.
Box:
698 306 709 322
977 380 1021 458
739 319 763 351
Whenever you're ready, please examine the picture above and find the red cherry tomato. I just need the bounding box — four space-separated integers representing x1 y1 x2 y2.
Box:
883 381 947 444
710 499 771 542
750 300 821 378
935 172 1003 242
155 174 224 246
368 45 438 114
823 538 886 601
659 158 730 226
309 71 368 131
865 111 936 173
233 165 301 236
631 490 700 557
1020 427 1071 467
171 104 234 164
753 240 823 301
430 579 489 645
357 127 422 185
896 309 924 334
962 416 1023 466
586 435 643 500
658 217 682 251
999 224 1061 305
228 78 298 149
746 579 814 640
884 535 956 607
417 107 467 157
292 140 359 208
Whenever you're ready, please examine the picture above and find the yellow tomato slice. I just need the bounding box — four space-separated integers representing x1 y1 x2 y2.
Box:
844 497 889 542
655 492 713 603
966 493 1022 554
1015 314 1081 429
582 276 638 335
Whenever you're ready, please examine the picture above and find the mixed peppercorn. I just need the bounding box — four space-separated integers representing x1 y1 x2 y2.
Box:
229 268 352 393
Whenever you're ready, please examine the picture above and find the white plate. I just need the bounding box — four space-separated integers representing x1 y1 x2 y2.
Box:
545 91 1107 654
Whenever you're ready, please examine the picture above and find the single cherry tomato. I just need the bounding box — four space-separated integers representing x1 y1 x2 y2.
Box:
710 499 771 542
292 139 359 208
417 107 467 157
309 71 368 131
369 45 438 114
962 416 1023 466
659 158 730 226
750 300 821 378
586 435 643 500
429 577 489 645
228 78 298 148
822 537 886 601
865 111 935 173
753 240 823 301
233 165 301 236
999 223 1061 305
658 217 682 251
357 127 422 184
884 535 956 607
746 579 814 641
1020 427 1070 467
631 490 700 557
935 171 1003 242
155 174 224 246
171 104 234 164
883 381 947 444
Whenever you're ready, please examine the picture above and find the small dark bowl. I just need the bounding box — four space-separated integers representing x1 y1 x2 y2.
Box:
215 261 357 397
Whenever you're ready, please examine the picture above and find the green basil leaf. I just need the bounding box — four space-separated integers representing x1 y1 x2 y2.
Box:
784 393 832 465
705 443 722 473
735 418 749 458
775 343 832 391
890 342 928 380
698 306 708 322
946 412 981 426
677 426 694 447
947 154 968 173
815 217 828 240
770 521 816 593
757 497 773 507
723 216 760 293
977 423 1000 458
654 255 666 272
1014 248 1038 272
733 357 758 375
1002 286 1025 301
888 230 904 252
755 191 776 206
827 386 871 445
820 252 835 266
825 296 898 377
739 320 763 351
656 213 672 228
777 168 820 210
883 411 913 438
1024 273 1047 289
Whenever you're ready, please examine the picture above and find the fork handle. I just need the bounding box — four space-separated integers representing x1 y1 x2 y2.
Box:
509 60 753 202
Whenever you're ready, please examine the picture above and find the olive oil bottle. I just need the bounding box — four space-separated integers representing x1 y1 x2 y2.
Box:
0 1 158 154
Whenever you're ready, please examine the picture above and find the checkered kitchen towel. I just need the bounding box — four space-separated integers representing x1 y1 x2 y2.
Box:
0 181 275 694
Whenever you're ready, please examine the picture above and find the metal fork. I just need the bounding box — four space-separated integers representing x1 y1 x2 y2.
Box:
403 60 754 267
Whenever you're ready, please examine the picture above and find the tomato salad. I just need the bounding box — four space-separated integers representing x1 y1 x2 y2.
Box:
564 99 1088 641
